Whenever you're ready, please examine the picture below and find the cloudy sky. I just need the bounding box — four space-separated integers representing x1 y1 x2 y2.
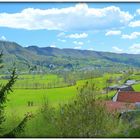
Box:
0 2 140 54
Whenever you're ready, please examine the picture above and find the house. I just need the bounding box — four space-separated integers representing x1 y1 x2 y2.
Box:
105 91 140 118
113 91 140 103
125 80 136 86
117 85 134 91
113 91 140 122
104 101 135 112
107 85 119 90
107 85 134 91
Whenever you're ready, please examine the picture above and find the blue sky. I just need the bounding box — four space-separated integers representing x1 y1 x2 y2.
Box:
0 2 140 54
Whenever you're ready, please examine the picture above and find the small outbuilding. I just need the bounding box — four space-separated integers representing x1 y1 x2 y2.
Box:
108 85 134 91
107 85 119 90
125 80 136 86
117 85 134 91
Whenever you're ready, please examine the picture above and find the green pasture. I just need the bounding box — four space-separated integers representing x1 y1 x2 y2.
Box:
129 74 140 81
3 73 121 117
0 74 67 89
1 72 140 137
2 86 78 135
3 73 120 112
133 83 140 91
1 73 123 136
5 86 77 115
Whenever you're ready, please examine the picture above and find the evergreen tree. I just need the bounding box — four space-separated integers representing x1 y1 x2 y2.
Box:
0 52 33 137
0 52 17 130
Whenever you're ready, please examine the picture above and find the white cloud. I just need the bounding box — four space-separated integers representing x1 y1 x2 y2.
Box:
57 32 65 37
58 39 66 42
50 45 56 48
74 46 82 49
105 30 121 36
112 46 123 53
136 9 140 15
129 20 140 27
0 4 133 31
122 32 140 39
73 41 83 45
0 35 7 41
129 43 140 54
66 33 88 39
88 48 94 51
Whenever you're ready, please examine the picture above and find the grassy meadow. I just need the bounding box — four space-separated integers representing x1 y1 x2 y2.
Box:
1 72 140 137
3 73 122 113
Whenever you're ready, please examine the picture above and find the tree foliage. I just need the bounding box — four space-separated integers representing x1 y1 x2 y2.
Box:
0 52 34 138
41 82 119 137
3 113 33 138
0 53 18 131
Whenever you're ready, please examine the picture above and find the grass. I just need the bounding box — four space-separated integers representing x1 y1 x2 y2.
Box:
4 73 122 115
5 86 77 116
3 86 77 135
0 74 66 89
1 73 124 136
129 74 140 81
133 83 140 91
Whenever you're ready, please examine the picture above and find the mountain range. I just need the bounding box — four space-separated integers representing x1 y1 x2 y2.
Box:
0 40 140 73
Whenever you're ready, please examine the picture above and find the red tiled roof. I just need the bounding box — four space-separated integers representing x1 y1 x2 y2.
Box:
117 91 140 103
104 101 135 112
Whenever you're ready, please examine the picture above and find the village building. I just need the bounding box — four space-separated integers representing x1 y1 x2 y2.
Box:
105 91 140 114
104 100 135 113
113 91 140 103
117 85 134 91
107 85 134 91
107 85 119 90
107 79 139 92
125 80 136 86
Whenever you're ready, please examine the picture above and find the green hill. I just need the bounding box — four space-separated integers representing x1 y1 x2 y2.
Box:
0 40 140 73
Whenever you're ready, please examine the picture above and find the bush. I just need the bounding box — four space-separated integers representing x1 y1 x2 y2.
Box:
41 82 119 137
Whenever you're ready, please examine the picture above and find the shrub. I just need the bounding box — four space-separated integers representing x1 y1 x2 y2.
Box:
41 82 119 137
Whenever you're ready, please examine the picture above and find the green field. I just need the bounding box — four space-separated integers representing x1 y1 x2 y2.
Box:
6 87 77 115
1 72 140 137
0 74 68 89
1 73 121 117
2 86 78 135
133 83 140 91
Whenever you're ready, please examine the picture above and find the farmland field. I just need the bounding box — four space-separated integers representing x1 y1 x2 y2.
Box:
133 84 140 91
1 71 140 137
3 73 122 109
2 73 118 111
0 73 122 135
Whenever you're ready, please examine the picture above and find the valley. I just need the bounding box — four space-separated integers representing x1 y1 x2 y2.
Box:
0 2 140 138
1 70 140 137
1 40 140 137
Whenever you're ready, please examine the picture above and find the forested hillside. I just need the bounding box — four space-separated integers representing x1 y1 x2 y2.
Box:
0 40 140 73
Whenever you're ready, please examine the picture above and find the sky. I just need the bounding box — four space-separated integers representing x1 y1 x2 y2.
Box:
0 2 140 54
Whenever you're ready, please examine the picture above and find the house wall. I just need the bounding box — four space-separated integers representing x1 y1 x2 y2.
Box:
112 92 118 102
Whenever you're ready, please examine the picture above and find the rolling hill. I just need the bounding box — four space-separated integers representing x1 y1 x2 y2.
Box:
0 40 140 73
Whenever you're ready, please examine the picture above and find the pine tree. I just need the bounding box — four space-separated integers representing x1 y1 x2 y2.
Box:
0 52 18 130
0 52 33 137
